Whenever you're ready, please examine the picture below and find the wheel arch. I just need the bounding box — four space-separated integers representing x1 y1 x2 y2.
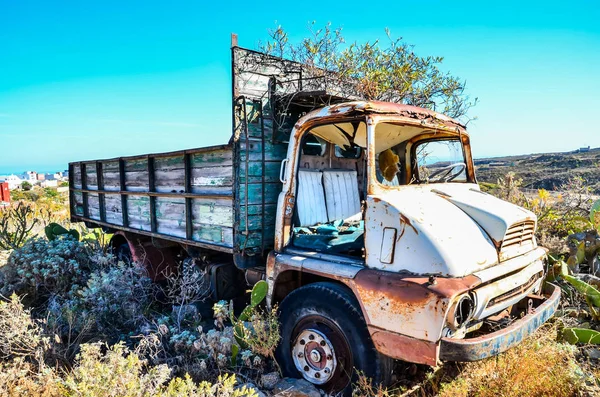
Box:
272 269 357 306
109 232 131 253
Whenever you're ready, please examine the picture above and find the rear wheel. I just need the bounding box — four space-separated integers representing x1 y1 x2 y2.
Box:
276 282 393 395
115 242 132 263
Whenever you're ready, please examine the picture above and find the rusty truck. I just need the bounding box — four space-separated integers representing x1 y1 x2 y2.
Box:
69 38 560 394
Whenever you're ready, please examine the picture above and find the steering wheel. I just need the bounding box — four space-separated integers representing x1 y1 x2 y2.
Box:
426 162 466 182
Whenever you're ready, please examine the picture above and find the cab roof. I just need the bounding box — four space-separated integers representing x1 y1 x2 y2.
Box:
299 100 467 132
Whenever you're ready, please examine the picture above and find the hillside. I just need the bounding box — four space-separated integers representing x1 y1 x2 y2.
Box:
475 147 600 193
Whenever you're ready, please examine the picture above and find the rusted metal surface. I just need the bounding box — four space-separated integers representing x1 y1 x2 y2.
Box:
297 101 466 132
440 283 561 361
348 268 480 342
114 231 179 281
369 325 439 366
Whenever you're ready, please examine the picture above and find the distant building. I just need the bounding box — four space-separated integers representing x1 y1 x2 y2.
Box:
45 172 64 181
0 182 10 204
578 146 591 153
21 171 37 182
41 179 59 188
3 175 23 190
37 173 46 181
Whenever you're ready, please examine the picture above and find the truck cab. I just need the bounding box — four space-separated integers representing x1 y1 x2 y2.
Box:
268 101 560 392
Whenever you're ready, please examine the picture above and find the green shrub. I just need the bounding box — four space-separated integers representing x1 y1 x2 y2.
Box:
159 373 258 397
0 202 38 250
62 342 171 397
62 342 257 397
3 237 90 297
75 262 153 334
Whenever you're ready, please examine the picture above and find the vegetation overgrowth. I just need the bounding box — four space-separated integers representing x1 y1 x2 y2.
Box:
1 180 600 396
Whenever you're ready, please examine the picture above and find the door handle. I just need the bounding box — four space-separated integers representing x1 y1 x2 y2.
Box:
279 158 289 184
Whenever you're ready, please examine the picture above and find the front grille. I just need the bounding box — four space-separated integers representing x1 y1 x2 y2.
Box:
486 271 543 308
501 220 535 250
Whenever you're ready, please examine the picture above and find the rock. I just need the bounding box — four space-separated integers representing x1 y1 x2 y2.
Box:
587 348 600 360
273 378 321 397
171 304 199 322
261 371 280 390
237 382 267 397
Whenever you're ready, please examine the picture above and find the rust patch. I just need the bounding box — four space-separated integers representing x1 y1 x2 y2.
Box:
400 214 418 235
369 326 439 366
266 251 277 276
399 274 481 299
354 269 432 304
351 268 481 315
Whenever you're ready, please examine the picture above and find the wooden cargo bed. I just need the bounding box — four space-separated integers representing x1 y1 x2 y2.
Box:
69 144 238 252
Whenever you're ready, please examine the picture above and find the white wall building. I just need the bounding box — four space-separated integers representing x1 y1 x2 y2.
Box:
41 179 59 188
3 175 23 190
21 171 38 182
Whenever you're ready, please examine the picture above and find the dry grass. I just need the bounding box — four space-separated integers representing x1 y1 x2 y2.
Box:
0 358 61 397
435 323 582 397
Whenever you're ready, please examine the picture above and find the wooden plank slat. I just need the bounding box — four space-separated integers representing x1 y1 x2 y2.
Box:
70 188 233 199
148 157 157 233
96 162 106 222
70 215 234 253
68 163 75 219
184 153 193 240
81 163 89 218
119 159 128 227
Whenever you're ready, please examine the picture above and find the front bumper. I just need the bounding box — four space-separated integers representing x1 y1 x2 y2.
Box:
439 283 561 361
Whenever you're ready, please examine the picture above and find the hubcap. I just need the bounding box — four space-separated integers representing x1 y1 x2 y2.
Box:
292 329 337 384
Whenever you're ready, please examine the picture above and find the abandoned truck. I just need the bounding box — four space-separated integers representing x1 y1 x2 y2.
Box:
69 42 560 393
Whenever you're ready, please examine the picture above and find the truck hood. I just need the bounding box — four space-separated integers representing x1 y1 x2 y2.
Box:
367 184 536 277
431 184 537 245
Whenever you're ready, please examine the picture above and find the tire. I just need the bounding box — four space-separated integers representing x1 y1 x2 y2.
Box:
115 242 132 263
276 282 393 395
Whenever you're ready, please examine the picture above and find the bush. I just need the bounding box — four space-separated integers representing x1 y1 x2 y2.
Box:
62 342 257 397
62 342 171 397
0 202 38 250
159 373 258 397
75 262 153 334
0 357 61 397
0 294 47 361
3 237 90 297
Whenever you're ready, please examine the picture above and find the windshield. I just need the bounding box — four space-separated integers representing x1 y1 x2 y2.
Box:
415 139 467 183
371 121 467 186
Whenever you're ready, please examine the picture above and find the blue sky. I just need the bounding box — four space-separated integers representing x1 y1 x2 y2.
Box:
1 1 599 174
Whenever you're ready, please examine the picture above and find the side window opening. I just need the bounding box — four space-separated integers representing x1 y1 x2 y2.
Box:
334 145 361 159
301 135 327 156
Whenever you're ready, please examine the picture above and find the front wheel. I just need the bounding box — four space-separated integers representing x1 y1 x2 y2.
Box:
276 282 393 395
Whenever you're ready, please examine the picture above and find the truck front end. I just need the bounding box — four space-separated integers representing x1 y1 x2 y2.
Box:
355 105 560 365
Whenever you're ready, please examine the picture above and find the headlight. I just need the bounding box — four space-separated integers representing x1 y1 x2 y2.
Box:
448 294 475 330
